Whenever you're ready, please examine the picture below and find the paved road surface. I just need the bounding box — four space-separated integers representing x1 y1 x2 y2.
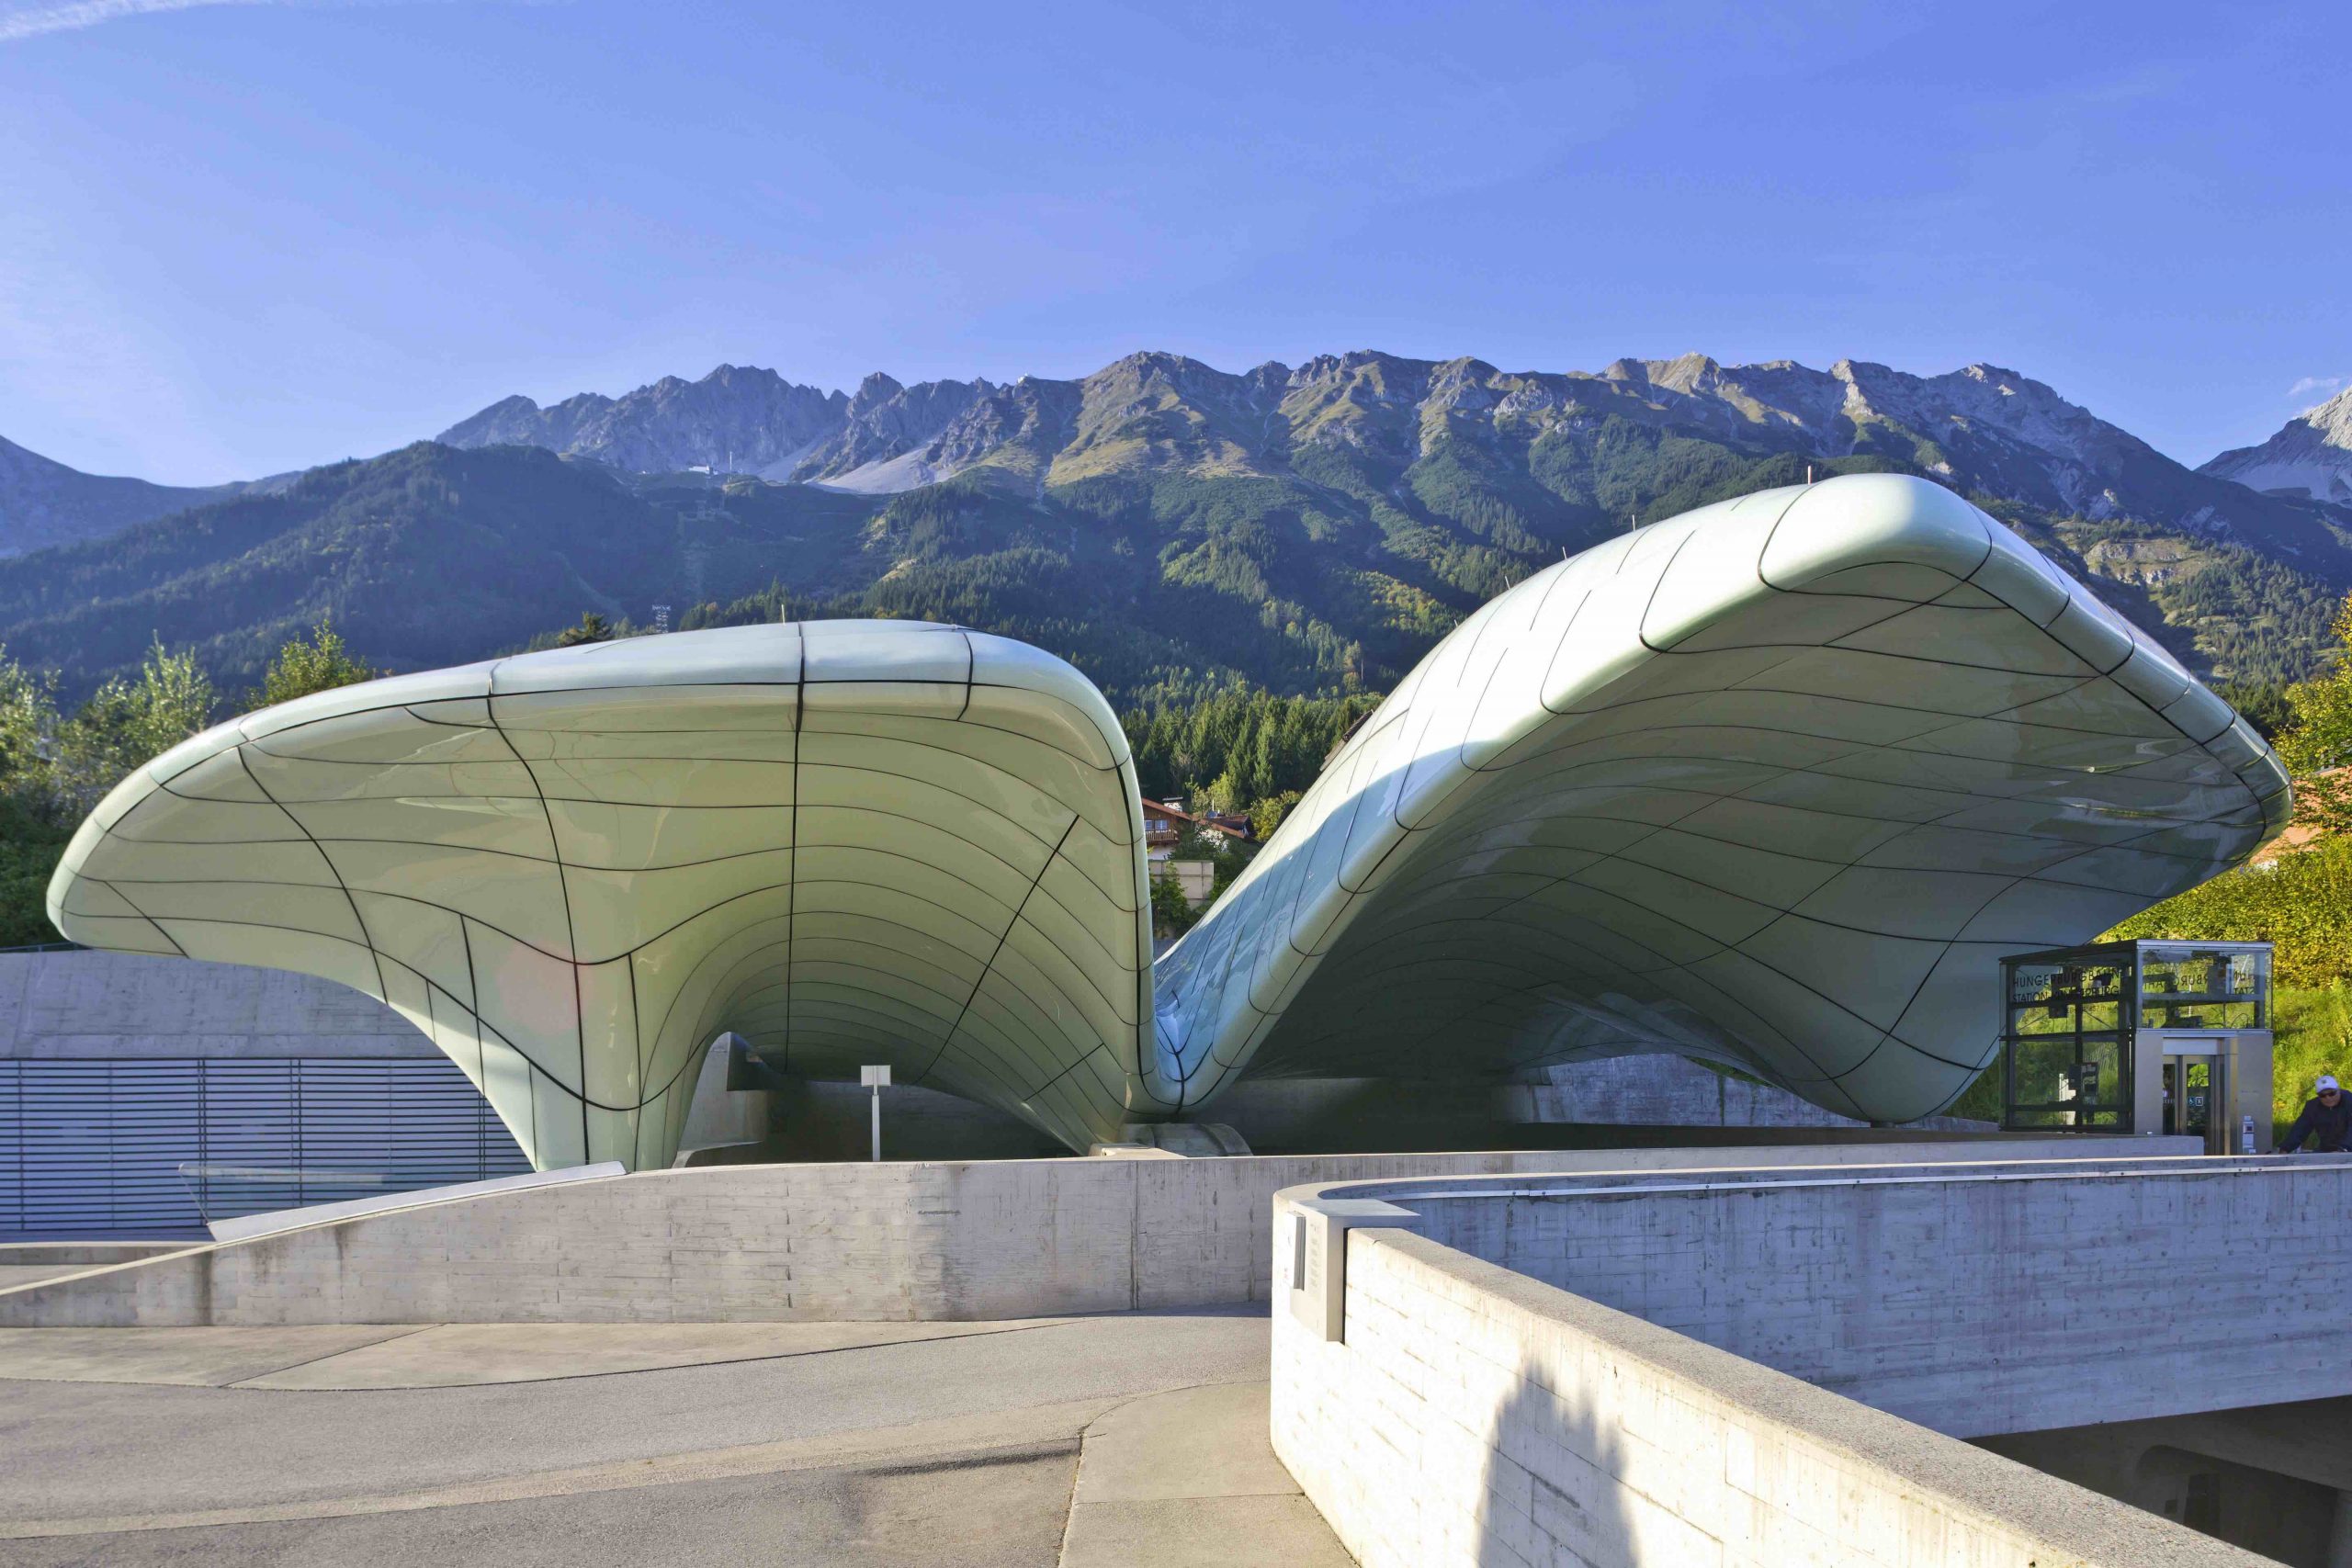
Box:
0 1308 1339 1567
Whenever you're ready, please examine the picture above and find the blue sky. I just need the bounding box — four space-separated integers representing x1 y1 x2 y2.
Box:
1 0 2344 483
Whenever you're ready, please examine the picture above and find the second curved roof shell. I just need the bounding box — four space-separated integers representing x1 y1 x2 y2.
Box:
1153 474 2288 1122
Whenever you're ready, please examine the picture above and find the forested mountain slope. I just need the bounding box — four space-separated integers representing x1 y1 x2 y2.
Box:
0 435 246 558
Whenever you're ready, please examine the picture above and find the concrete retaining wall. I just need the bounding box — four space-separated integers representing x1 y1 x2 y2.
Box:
1387 1159 2352 1437
1271 1220 2273 1568
0 1137 2156 1326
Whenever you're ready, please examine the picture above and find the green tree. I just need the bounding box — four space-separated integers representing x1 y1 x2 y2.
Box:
2106 837 2352 990
1250 789 1303 840
1149 872 1198 938
0 792 67 946
0 649 69 945
2086 594 2352 1133
0 640 214 944
254 617 377 710
1204 766 1246 818
556 612 615 647
0 648 59 813
53 640 217 818
2276 592 2352 835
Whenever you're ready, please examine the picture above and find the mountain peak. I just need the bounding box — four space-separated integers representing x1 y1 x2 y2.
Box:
2201 383 2352 504
789 374 996 490
437 365 843 475
1648 352 1721 391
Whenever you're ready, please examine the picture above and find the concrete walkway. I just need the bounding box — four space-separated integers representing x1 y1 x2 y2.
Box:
0 1310 1351 1567
1060 1382 1353 1568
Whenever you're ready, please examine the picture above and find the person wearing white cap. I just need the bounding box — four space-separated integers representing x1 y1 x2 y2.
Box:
2278 1075 2351 1154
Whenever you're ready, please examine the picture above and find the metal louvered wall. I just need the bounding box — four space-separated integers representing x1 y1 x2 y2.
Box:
0 1059 530 1239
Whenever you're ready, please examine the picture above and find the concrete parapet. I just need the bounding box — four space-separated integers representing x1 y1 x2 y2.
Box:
1307 1156 2352 1436
0 1137 2176 1327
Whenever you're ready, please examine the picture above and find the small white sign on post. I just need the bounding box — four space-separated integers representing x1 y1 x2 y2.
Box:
862 1065 891 1161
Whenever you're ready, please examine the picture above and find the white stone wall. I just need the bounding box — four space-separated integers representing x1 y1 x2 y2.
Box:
1271 1218 2277 1568
0 1138 2143 1326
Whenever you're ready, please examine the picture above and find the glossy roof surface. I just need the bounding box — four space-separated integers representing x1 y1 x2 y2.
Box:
49 620 1159 1164
1154 475 2286 1122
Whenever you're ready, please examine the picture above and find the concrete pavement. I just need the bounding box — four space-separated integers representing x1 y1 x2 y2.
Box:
0 1308 1352 1567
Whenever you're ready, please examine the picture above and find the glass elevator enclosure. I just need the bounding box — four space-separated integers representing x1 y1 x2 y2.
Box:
1997 941 2274 1151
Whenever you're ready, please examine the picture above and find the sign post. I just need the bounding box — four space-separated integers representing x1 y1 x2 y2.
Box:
861 1065 891 1162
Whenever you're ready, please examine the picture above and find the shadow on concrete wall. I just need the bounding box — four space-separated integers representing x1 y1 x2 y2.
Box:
1476 1359 1635 1568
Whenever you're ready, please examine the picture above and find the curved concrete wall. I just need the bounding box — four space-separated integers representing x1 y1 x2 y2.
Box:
1365 1161 2352 1438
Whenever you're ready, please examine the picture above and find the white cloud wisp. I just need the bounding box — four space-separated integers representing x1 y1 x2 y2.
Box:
1 0 537 42
0 0 287 41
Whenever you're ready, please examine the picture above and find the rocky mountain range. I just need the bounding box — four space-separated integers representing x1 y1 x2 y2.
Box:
2201 385 2352 506
3 350 2349 707
424 352 2351 549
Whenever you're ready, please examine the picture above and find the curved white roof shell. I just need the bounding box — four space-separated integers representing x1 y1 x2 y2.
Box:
48 621 1160 1165
1155 475 2289 1122
49 477 2287 1164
